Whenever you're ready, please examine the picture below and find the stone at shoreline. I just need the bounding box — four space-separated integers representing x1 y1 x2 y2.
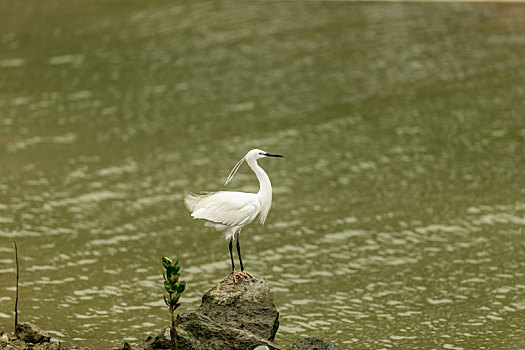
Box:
176 311 281 350
2 323 89 350
199 273 280 341
1 328 60 350
139 326 173 349
289 337 342 350
15 322 51 344
140 273 281 350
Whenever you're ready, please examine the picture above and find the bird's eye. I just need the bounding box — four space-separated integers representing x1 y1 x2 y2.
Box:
259 152 264 155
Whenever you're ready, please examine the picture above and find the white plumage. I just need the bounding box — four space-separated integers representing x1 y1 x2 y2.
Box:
184 148 284 280
185 191 260 234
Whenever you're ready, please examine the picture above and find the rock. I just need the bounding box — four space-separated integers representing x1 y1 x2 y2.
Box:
35 342 61 350
175 311 281 350
139 326 173 349
199 273 280 341
121 341 134 350
173 273 281 349
15 322 51 344
1 331 12 341
136 273 284 349
3 325 86 350
289 337 342 350
138 314 280 350
137 273 281 349
0 337 60 350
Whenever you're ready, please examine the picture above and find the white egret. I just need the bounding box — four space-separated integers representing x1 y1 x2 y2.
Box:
185 149 284 282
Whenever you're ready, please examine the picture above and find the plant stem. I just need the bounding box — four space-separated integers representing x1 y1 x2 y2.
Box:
14 240 19 331
169 296 176 349
167 291 173 328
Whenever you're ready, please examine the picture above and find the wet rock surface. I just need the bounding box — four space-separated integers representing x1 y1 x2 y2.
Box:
140 273 281 350
139 326 174 350
175 311 280 350
199 273 280 341
15 322 51 344
1 323 88 350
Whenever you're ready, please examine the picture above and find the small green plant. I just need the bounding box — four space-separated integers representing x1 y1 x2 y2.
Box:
162 257 186 330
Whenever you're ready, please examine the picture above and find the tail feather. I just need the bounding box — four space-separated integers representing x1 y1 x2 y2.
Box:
184 192 213 213
184 193 200 212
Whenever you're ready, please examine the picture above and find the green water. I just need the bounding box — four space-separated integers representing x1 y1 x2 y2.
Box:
1 1 525 348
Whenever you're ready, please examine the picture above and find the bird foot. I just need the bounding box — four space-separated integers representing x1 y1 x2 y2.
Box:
240 270 256 280
231 270 248 283
231 270 256 283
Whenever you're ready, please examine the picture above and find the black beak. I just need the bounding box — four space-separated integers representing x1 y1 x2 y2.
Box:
265 152 285 158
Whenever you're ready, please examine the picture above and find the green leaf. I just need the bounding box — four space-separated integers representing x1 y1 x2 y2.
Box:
166 266 180 279
171 273 180 284
164 295 170 306
162 257 173 269
177 281 186 293
164 280 172 293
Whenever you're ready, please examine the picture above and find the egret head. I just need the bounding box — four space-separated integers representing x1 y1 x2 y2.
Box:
225 149 284 186
246 148 285 160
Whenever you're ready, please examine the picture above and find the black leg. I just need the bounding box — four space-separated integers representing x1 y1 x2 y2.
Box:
229 237 235 271
236 233 244 271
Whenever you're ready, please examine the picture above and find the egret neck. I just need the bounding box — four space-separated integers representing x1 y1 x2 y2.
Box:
247 156 272 224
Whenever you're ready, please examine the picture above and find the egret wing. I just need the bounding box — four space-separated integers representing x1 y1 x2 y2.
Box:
185 191 260 227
